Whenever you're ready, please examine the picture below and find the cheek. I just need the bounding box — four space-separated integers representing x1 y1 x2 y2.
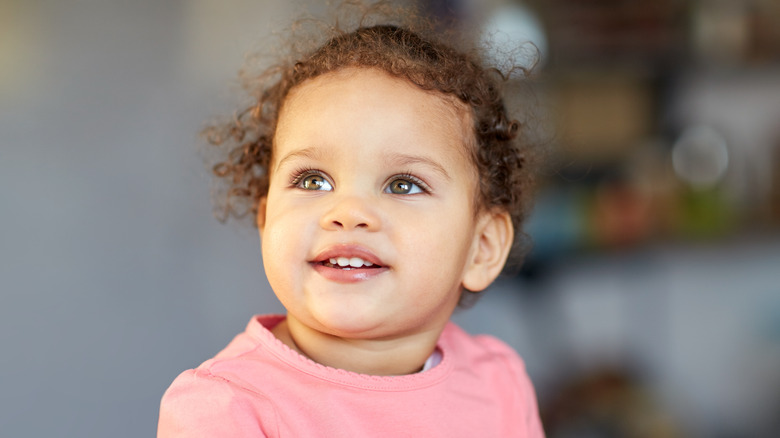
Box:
260 226 287 282
260 200 310 272
403 211 474 263
262 211 308 258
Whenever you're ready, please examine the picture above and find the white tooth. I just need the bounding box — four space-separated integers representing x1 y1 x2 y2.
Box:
363 261 373 267
337 257 350 267
329 258 337 265
349 257 364 268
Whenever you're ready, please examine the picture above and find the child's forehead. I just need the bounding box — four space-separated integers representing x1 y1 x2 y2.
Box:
287 67 467 109
276 67 475 160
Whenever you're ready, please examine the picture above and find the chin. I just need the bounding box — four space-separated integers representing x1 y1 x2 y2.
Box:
310 308 391 339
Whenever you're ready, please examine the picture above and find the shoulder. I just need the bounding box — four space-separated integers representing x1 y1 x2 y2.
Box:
157 315 287 438
158 368 279 437
443 322 534 389
209 315 285 362
441 323 545 436
441 322 526 370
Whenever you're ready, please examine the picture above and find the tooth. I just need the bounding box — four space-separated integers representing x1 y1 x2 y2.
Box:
337 257 350 267
329 258 337 265
349 257 364 268
363 261 373 267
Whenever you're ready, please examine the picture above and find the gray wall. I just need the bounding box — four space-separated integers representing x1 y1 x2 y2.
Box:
1 1 294 436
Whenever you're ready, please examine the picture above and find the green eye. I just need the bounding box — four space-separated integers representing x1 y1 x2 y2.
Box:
386 178 423 195
299 174 332 191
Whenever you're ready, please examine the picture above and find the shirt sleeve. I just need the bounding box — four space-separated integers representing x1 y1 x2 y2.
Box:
157 369 278 438
505 349 546 437
478 335 546 438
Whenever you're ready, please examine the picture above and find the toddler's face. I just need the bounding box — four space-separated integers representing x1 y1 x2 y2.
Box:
259 68 487 340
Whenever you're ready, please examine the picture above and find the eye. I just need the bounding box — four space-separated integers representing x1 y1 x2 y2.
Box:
385 177 424 195
295 172 333 191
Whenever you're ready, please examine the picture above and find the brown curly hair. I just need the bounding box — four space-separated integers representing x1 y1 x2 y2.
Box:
204 3 540 266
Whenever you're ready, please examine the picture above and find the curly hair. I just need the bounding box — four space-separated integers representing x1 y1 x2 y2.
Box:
204 2 540 267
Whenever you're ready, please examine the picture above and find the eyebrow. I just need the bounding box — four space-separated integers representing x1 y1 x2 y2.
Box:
274 147 325 173
274 147 452 181
383 152 452 181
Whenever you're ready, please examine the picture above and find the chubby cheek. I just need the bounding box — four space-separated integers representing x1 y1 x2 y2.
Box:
260 226 290 294
402 216 474 281
260 200 313 289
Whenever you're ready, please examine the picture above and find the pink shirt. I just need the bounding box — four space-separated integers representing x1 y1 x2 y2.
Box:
158 315 544 437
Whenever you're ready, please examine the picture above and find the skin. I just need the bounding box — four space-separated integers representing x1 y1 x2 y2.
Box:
257 67 513 376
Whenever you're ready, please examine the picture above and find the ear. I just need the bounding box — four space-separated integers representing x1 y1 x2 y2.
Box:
462 210 514 292
257 197 268 236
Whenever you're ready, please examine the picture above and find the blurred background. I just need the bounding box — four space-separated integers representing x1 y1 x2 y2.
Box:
2 0 779 436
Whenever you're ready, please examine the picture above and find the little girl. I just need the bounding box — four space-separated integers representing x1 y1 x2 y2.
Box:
159 4 543 437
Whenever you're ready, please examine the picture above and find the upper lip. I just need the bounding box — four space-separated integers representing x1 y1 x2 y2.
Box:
311 244 386 267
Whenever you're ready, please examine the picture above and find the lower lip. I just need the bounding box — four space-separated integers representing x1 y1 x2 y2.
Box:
311 263 387 283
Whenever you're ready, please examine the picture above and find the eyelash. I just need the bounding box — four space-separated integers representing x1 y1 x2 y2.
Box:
389 172 431 194
287 167 431 194
289 167 326 188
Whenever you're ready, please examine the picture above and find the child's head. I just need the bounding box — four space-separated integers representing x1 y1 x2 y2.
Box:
207 7 538 309
260 65 510 344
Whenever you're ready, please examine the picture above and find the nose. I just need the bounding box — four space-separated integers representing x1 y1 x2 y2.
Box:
320 194 381 231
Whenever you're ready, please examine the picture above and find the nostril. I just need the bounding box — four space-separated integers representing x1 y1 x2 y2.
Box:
321 203 378 231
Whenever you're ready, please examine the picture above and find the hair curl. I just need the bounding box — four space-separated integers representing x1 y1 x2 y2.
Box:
204 2 540 269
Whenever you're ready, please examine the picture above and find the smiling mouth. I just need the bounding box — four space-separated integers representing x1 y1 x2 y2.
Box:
321 257 381 270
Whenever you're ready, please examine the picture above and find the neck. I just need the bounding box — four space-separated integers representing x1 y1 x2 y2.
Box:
272 317 443 376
